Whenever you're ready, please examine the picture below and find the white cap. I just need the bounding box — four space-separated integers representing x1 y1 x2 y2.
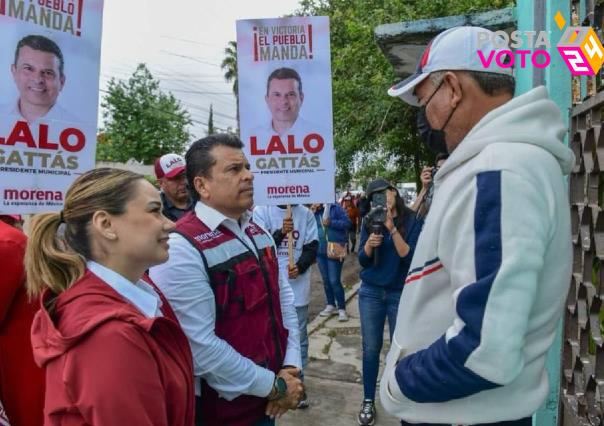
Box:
388 26 514 106
154 153 185 179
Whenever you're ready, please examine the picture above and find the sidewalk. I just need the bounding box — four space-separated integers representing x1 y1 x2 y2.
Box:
279 281 400 426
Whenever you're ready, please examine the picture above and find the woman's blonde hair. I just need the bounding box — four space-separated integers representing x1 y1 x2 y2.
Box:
26 168 144 297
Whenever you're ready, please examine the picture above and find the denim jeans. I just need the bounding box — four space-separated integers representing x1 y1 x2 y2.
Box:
296 305 309 380
358 284 402 400
316 254 346 309
400 417 531 426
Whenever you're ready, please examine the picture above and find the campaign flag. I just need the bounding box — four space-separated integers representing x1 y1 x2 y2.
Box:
0 0 104 214
237 16 335 205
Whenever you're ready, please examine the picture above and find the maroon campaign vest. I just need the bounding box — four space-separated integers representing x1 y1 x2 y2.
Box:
175 211 288 426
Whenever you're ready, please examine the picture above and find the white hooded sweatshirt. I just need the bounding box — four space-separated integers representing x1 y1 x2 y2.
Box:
380 86 575 424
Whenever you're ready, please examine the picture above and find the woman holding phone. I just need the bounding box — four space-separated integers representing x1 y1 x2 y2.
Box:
356 178 424 426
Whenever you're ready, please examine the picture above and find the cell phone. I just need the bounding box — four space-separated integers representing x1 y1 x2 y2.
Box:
371 192 387 224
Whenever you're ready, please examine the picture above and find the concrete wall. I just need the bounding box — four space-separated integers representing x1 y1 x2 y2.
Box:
95 161 154 176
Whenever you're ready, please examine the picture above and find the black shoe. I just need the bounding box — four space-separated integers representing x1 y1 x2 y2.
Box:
357 399 375 425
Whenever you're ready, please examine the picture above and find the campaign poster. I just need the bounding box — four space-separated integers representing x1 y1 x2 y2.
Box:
0 0 104 214
237 16 335 206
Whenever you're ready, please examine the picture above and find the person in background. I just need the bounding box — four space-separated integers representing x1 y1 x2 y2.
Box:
0 216 44 426
149 134 303 426
357 194 371 221
356 178 424 426
154 153 193 222
311 202 351 322
0 215 24 230
253 204 318 409
412 153 449 217
26 168 195 425
342 196 360 252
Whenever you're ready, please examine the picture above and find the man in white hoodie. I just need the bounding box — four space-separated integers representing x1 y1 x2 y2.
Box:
379 26 575 425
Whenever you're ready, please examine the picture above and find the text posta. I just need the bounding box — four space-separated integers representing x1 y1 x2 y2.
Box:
250 133 324 155
0 121 86 152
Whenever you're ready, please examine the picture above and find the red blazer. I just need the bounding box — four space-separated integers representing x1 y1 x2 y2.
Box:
0 221 45 426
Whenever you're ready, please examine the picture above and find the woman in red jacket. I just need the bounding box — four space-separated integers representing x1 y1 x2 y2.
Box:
26 168 195 426
0 218 45 426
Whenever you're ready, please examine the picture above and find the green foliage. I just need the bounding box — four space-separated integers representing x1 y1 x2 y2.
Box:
97 64 192 164
297 0 514 187
143 174 158 188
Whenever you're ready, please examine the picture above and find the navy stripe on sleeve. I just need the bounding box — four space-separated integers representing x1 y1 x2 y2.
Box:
395 171 503 402
407 257 441 276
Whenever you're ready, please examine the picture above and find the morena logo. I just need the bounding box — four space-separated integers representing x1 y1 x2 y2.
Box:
267 185 310 195
4 188 63 201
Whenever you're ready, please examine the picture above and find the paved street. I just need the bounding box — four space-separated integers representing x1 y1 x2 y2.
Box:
279 252 400 426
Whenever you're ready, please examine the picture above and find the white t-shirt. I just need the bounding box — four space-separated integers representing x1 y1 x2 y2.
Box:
253 205 318 307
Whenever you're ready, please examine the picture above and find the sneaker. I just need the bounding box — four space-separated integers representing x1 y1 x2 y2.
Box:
297 392 309 409
357 399 376 425
338 309 349 322
319 305 337 317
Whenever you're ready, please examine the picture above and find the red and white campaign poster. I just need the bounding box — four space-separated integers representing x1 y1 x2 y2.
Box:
237 16 335 205
0 0 104 214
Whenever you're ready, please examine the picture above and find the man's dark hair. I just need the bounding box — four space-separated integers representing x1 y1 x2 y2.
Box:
185 133 245 201
266 67 303 95
14 35 64 76
465 71 515 97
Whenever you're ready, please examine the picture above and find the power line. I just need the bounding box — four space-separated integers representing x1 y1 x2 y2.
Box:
98 89 234 135
180 101 236 120
159 35 222 49
98 60 237 127
150 63 236 109
159 50 222 68
165 88 233 95
101 75 227 85
99 71 236 121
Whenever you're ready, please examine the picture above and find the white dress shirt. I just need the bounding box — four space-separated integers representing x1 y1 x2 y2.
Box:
149 201 301 400
87 260 163 318
258 115 323 137
0 99 81 124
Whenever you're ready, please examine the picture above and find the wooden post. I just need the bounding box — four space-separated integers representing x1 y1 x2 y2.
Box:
286 204 295 268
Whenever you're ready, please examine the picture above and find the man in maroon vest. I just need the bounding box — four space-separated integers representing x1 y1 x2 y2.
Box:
150 134 303 426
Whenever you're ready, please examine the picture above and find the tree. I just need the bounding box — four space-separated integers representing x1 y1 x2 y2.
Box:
207 103 216 135
97 64 191 164
221 41 239 132
297 0 513 188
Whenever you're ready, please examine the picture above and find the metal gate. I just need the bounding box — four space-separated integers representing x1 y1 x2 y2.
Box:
562 0 604 415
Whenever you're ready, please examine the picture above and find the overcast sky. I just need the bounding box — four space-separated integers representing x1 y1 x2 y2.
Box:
99 0 302 140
